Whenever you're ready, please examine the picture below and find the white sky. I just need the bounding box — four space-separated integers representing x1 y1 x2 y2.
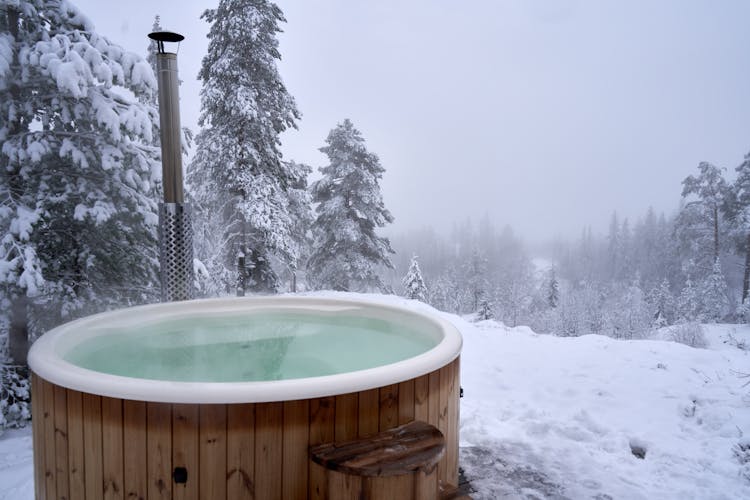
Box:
74 0 750 241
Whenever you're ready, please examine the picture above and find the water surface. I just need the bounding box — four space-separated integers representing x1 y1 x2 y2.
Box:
64 312 437 382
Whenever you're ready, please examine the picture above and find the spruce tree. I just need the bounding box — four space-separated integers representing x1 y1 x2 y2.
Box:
677 277 700 322
188 0 300 293
477 297 494 321
308 119 394 292
402 255 427 302
546 267 560 308
678 162 729 271
0 0 161 358
729 151 750 307
698 259 729 323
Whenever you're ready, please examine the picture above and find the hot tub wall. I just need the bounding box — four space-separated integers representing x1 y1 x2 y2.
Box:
31 356 459 500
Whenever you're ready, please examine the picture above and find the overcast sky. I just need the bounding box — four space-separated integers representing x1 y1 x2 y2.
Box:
74 0 750 242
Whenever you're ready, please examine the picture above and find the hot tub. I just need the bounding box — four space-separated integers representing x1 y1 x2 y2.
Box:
28 296 462 499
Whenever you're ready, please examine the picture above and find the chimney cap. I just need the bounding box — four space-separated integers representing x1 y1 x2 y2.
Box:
148 31 185 43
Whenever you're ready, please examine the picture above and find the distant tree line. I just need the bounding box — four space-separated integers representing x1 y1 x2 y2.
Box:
388 158 750 339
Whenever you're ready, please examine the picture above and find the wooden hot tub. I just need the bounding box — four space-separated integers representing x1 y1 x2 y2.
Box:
28 296 462 499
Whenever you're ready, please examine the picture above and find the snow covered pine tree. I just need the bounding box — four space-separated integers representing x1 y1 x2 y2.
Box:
0 0 161 359
308 119 395 292
402 254 427 302
188 0 302 294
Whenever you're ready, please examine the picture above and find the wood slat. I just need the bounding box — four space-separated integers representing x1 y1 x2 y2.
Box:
31 375 45 500
309 462 327 500
379 384 399 432
364 474 414 499
173 404 199 500
82 393 103 500
53 386 69 500
254 402 283 500
102 397 124 500
445 357 460 486
199 405 227 500
123 400 147 500
42 379 56 499
309 397 335 500
413 375 430 423
282 400 309 500
227 404 255 500
427 371 440 428
358 389 379 438
66 390 85 500
398 379 415 425
327 470 362 500
146 403 172 500
414 468 438 500
334 393 358 442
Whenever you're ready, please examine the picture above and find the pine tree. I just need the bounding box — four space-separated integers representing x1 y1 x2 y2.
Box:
546 267 560 308
698 259 729 323
402 255 427 302
0 0 161 357
477 297 494 321
728 151 750 307
284 160 313 292
677 277 700 322
678 162 729 270
308 119 394 292
646 277 675 327
188 0 301 294
464 248 489 312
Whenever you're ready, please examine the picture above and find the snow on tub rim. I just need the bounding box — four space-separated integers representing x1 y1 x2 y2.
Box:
27 295 463 404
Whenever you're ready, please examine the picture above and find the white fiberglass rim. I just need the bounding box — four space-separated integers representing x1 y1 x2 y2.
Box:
28 296 462 404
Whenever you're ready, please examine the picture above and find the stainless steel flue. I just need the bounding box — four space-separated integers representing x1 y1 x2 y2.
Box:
148 30 194 302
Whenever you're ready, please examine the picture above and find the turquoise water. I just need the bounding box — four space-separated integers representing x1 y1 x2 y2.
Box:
63 312 438 382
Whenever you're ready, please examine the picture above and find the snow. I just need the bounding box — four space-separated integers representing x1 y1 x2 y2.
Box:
2 292 749 499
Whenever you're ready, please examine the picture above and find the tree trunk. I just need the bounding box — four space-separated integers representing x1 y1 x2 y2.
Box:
713 205 720 263
9 296 29 366
743 232 750 304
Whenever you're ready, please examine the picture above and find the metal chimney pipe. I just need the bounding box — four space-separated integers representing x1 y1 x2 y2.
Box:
148 30 194 302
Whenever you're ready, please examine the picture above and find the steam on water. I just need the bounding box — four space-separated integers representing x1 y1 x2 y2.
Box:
64 312 437 382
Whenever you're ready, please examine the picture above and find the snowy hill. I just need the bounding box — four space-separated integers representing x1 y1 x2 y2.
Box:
1 293 749 499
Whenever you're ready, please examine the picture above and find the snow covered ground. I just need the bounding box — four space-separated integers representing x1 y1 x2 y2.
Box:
1 293 749 499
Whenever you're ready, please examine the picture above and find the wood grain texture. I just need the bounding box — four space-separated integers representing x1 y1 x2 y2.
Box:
31 375 45 500
42 379 56 499
227 404 255 500
82 392 103 500
334 393 358 442
146 403 171 500
199 405 227 500
53 385 69 500
445 357 460 486
102 397 124 500
310 421 445 477
358 389 379 438
282 400 309 500
364 474 414 500
65 390 85 500
379 384 399 432
172 404 199 500
254 402 283 500
327 470 362 500
413 374 430 423
309 397 335 500
31 357 461 500
123 400 147 500
398 379 415 425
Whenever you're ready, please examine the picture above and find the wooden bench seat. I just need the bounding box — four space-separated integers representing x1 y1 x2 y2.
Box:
310 420 446 499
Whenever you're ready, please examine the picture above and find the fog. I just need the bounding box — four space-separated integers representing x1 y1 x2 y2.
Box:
76 0 750 242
